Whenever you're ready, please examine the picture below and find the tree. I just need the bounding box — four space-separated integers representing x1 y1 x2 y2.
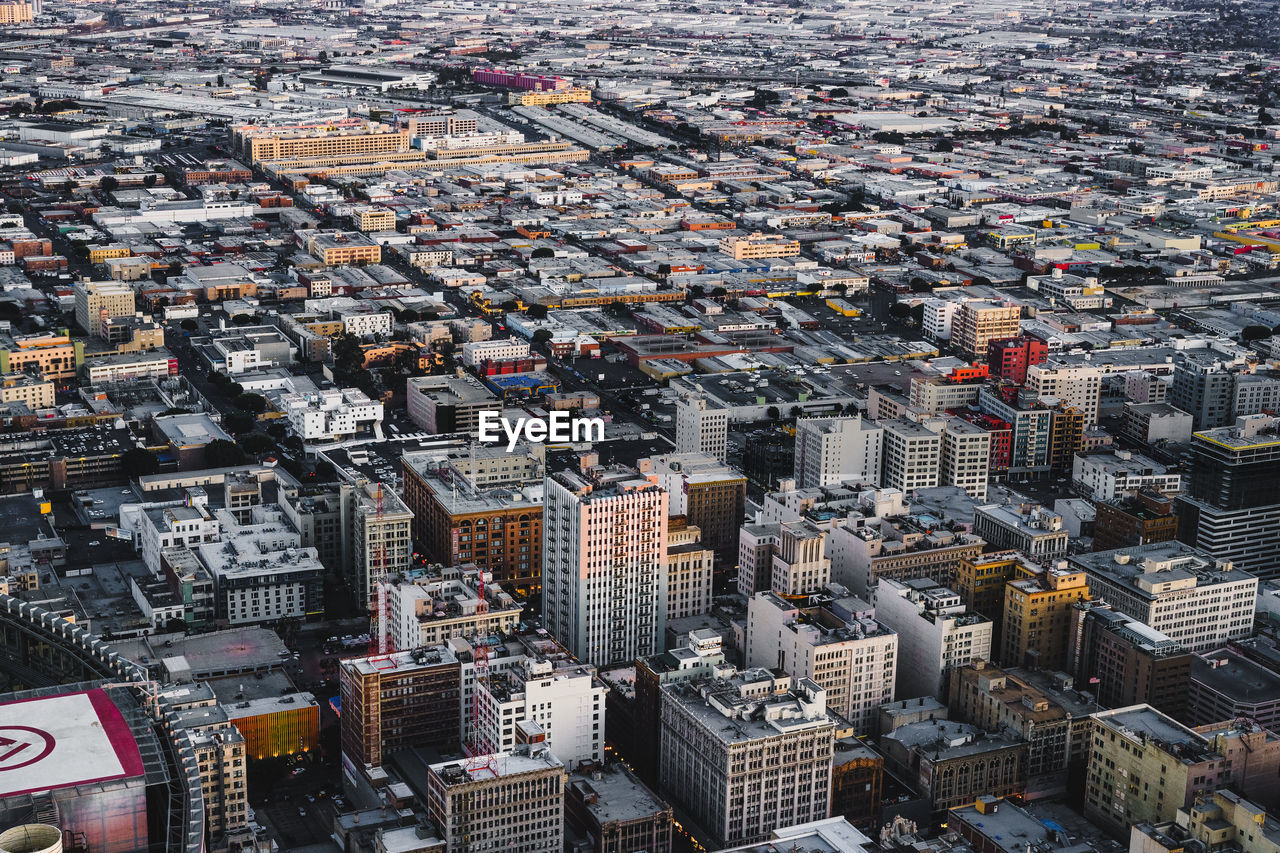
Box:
766 406 780 420
530 247 555 259
500 300 518 312
167 260 183 276
788 406 803 419
122 447 159 478
933 138 955 153
889 302 912 320
1241 324 1273 341
205 439 248 467
527 304 548 320
235 393 267 414
180 318 197 332
711 286 727 298
830 87 849 98
394 307 419 324
532 329 553 344
143 174 158 188
99 176 119 193
238 433 275 455
223 410 255 435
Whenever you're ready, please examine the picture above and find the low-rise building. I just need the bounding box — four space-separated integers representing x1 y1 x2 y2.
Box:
382 567 523 650
1085 705 1224 837
280 387 383 443
1073 450 1182 502
565 763 673 853
973 502 1069 563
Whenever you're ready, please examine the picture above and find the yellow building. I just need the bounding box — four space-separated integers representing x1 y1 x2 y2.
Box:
231 120 410 164
307 232 382 266
0 372 55 409
74 280 136 336
0 331 83 382
718 231 801 260
954 551 1035 635
0 2 33 24
1001 563 1090 671
88 244 132 264
513 87 592 106
351 207 396 233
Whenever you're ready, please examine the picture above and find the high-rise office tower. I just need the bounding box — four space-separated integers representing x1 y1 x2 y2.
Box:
794 416 884 488
1177 414 1280 580
543 466 669 666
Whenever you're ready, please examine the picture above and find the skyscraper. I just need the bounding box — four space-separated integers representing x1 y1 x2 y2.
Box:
1177 414 1280 580
542 466 669 666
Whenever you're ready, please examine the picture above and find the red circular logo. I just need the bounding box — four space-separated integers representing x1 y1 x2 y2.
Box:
0 726 56 772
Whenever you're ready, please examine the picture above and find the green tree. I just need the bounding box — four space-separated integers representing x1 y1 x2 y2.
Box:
1241 324 1273 341
235 393 267 414
99 175 119 193
532 329 553 344
238 433 275 455
530 247 555 259
180 318 197 332
143 174 158 188
205 439 248 467
526 304 548 320
766 406 780 420
230 312 256 326
223 410 255 435
122 447 159 477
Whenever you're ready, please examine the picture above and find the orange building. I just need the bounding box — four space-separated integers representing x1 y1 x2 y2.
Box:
226 696 320 761
0 331 83 381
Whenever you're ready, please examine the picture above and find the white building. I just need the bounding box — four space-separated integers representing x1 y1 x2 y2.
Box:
382 567 523 651
939 417 992 501
794 416 884 488
339 310 393 339
1072 450 1182 501
280 387 384 443
973 503 1069 563
659 668 835 849
1026 362 1105 425
675 394 728 462
195 507 325 624
469 653 606 767
1068 541 1258 653
542 468 669 666
745 591 897 735
919 297 961 342
880 419 942 493
874 577 993 700
771 521 831 596
124 488 220 574
461 337 531 368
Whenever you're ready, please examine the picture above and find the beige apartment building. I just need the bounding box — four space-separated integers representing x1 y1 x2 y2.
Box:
953 302 1022 360
718 231 801 259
